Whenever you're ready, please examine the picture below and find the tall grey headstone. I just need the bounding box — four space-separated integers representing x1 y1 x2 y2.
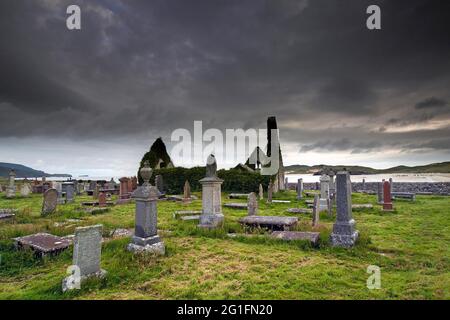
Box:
183 180 191 201
267 180 273 203
128 161 165 254
6 170 16 198
284 177 289 190
42 188 58 216
319 175 330 211
63 182 75 203
54 182 65 204
330 171 359 248
362 178 366 191
247 192 258 216
62 225 106 292
259 184 264 200
155 175 164 194
296 178 303 200
312 194 320 227
198 155 224 229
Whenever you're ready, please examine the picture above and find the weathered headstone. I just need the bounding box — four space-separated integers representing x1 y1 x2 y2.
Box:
319 175 330 211
284 177 289 190
312 194 320 227
296 178 303 200
62 225 106 292
259 183 264 200
198 155 224 229
183 180 191 201
247 192 258 216
362 178 366 191
383 181 393 211
328 172 336 196
20 182 32 197
98 192 106 207
377 182 383 204
131 176 138 191
267 180 273 203
41 188 58 215
63 182 75 203
330 171 359 247
93 184 99 200
128 161 165 254
6 170 16 198
155 175 164 194
117 177 131 204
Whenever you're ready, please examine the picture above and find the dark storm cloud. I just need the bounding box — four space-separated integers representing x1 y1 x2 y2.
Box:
0 0 449 159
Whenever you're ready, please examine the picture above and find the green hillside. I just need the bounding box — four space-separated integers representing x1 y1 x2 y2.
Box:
0 163 71 178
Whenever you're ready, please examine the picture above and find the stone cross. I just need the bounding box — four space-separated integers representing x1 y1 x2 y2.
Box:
383 181 393 211
62 225 106 292
259 184 264 200
198 154 224 229
128 161 165 254
247 192 258 216
312 194 320 227
296 178 303 200
267 180 273 203
330 171 359 248
42 188 58 216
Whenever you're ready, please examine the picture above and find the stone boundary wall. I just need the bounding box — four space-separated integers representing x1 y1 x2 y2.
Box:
287 182 450 195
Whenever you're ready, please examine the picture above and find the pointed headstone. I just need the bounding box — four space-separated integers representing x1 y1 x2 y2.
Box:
247 192 258 216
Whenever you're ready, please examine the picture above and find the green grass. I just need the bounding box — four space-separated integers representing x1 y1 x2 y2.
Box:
0 189 449 300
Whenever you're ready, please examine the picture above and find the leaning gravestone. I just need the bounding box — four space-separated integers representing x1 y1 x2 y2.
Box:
62 225 106 292
198 155 224 229
128 161 165 254
247 192 258 216
42 188 58 216
330 171 359 248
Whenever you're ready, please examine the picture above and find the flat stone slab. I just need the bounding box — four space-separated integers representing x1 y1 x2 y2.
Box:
239 216 298 231
392 192 416 200
271 231 320 246
81 201 114 207
180 215 200 221
352 204 373 209
173 210 202 219
14 233 71 257
224 203 248 209
272 200 291 203
286 208 313 214
83 207 110 215
229 193 249 199
167 195 198 201
0 209 17 221
110 228 133 239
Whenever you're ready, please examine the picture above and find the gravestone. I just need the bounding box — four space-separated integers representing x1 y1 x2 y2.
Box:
14 233 70 257
20 182 32 197
6 170 16 198
383 181 393 211
93 184 99 200
259 184 264 200
62 225 106 292
330 171 359 247
315 182 320 190
319 175 330 211
284 177 289 190
239 216 298 231
377 182 383 204
328 172 336 196
271 231 320 246
247 192 258 216
267 180 273 203
98 192 106 207
296 178 303 200
117 177 131 204
198 155 224 229
362 178 366 191
312 194 320 227
42 188 58 215
128 161 165 254
54 182 65 205
63 182 75 203
155 175 164 194
183 180 191 201
131 176 138 191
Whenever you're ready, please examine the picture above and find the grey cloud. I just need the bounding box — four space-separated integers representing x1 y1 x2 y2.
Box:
415 97 448 109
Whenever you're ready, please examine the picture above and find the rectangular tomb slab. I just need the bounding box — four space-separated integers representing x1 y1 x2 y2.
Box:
239 216 298 231
224 203 248 209
14 233 71 257
271 200 291 203
228 193 249 199
173 210 202 219
271 231 320 246
180 215 201 221
286 208 312 214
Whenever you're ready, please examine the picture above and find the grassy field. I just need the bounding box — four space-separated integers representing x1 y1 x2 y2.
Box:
0 187 449 300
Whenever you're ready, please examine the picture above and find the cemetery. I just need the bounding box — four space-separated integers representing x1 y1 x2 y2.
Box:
0 157 448 300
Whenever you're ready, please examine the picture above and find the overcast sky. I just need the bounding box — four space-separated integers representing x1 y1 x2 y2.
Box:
1 0 449 177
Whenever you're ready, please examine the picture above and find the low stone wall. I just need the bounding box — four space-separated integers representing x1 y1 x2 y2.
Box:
287 182 450 195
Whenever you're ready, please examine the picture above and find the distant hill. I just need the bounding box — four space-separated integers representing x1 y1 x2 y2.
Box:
285 161 450 175
0 163 71 178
